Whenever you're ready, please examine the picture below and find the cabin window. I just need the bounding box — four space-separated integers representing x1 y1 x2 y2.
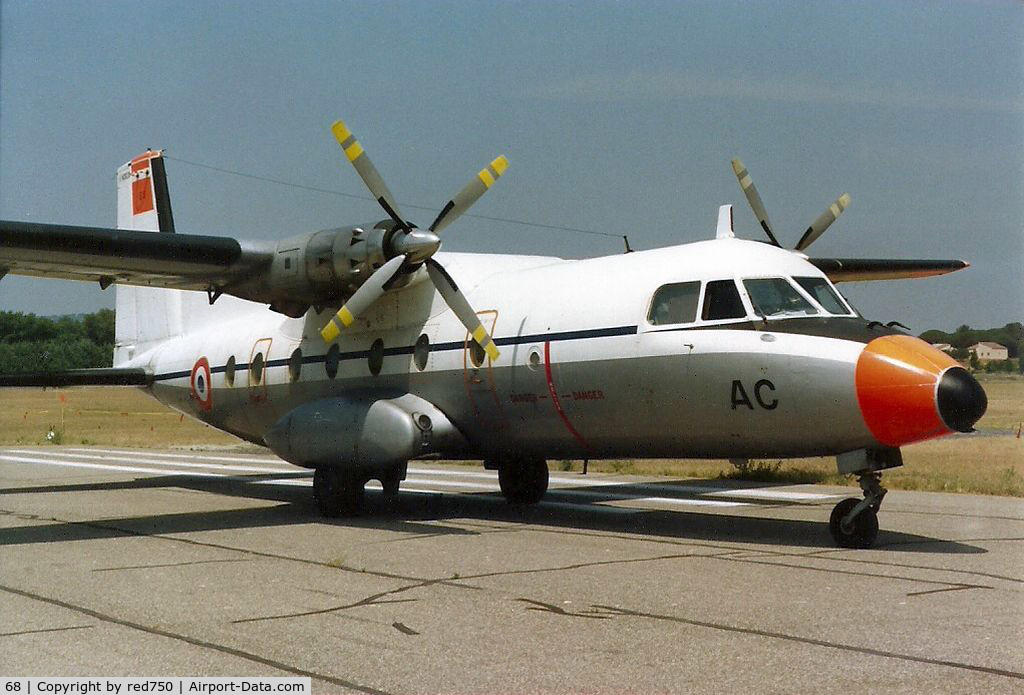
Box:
325 343 340 379
414 334 430 371
743 278 818 318
288 348 302 382
701 280 746 320
469 338 486 368
648 281 701 325
250 352 265 385
224 356 236 387
793 276 852 315
368 339 384 376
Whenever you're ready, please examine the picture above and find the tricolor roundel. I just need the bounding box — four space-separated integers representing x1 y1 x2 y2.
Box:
190 357 213 411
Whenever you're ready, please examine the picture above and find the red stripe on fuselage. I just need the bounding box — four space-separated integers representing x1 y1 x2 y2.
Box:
543 341 592 454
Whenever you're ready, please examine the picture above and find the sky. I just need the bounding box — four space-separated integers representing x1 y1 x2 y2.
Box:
1 0 1021 333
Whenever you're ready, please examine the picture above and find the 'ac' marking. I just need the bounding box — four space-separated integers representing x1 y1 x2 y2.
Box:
731 379 777 410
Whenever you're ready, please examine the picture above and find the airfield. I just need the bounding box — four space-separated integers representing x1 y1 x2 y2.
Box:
2 446 1022 693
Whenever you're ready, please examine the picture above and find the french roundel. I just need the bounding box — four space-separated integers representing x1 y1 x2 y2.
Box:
190 357 213 411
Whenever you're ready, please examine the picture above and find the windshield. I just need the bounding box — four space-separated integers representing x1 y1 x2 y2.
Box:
743 278 818 318
793 276 853 315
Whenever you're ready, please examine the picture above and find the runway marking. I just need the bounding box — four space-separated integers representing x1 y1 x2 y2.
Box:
9 449 299 475
0 454 226 478
0 583 393 695
57 449 829 501
64 447 284 465
594 604 1024 682
3 449 837 508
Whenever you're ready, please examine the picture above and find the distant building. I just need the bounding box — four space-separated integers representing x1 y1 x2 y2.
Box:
969 342 1009 361
931 343 953 353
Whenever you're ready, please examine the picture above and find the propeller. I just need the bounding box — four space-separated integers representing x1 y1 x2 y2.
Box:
730 158 849 251
320 119 507 361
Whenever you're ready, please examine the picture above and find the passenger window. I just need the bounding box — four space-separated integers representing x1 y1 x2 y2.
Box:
250 352 264 385
325 343 340 379
794 276 851 315
744 278 818 317
702 280 747 320
648 282 701 325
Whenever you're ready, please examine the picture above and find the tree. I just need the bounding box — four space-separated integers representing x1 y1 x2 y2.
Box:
969 351 981 371
83 309 115 346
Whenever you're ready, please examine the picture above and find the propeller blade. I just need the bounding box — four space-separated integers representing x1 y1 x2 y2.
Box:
429 155 509 234
331 120 409 231
321 255 406 343
794 193 851 251
425 258 500 361
731 158 781 247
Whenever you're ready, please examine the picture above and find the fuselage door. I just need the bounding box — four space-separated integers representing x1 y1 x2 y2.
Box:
463 310 505 430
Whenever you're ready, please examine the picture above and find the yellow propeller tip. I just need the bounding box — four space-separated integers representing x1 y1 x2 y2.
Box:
491 155 509 176
730 159 745 174
321 324 339 343
839 193 851 207
331 120 352 142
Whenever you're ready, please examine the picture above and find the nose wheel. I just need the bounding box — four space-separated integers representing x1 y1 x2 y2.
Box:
829 472 886 549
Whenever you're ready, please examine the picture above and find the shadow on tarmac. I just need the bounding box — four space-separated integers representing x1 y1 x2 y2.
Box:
0 470 987 554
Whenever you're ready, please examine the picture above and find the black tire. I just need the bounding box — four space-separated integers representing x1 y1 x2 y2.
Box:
313 467 365 518
381 473 401 498
829 497 879 549
498 457 549 505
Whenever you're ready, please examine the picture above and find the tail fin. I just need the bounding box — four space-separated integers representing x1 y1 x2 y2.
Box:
114 151 183 365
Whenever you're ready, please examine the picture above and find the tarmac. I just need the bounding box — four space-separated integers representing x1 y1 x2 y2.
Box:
1 446 1022 694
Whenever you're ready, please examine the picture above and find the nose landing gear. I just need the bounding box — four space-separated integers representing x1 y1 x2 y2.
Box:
829 471 887 548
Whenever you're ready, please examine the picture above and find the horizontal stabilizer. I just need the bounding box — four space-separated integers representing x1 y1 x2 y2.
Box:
810 258 969 282
0 368 153 388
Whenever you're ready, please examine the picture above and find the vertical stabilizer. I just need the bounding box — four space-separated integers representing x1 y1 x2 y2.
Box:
114 151 183 365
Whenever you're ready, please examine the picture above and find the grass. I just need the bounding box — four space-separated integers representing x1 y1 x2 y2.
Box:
1 377 1021 496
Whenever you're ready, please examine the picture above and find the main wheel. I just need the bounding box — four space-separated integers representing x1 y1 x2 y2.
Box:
829 497 879 549
498 457 549 505
313 467 365 518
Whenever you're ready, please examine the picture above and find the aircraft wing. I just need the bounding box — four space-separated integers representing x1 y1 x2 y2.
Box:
0 220 274 292
809 258 969 282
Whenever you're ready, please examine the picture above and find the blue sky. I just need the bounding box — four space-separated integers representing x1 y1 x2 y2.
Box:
1 0 1021 331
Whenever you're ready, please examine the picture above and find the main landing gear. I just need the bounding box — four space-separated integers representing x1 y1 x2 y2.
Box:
313 467 366 517
313 465 406 517
496 456 549 505
829 471 887 549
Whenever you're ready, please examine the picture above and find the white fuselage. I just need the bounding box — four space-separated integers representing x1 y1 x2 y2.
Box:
121 238 906 463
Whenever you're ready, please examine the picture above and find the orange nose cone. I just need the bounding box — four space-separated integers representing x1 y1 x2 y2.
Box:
855 335 974 447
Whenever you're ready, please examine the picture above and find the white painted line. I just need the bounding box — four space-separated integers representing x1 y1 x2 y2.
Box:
63 447 280 465
7 449 298 475
709 489 840 501
551 490 748 508
0 454 225 478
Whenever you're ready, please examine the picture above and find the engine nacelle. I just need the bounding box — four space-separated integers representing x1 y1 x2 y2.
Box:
263 393 469 470
232 221 411 317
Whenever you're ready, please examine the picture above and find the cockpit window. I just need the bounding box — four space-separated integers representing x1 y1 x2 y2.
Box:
793 276 852 315
649 281 701 325
743 278 818 318
702 280 747 320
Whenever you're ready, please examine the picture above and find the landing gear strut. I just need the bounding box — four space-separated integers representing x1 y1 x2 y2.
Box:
829 471 887 549
313 467 365 517
497 456 549 505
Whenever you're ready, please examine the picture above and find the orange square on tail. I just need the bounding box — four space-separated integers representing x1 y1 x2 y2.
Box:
132 176 154 215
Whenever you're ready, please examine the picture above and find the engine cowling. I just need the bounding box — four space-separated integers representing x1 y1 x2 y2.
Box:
263 393 469 470
230 221 411 317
